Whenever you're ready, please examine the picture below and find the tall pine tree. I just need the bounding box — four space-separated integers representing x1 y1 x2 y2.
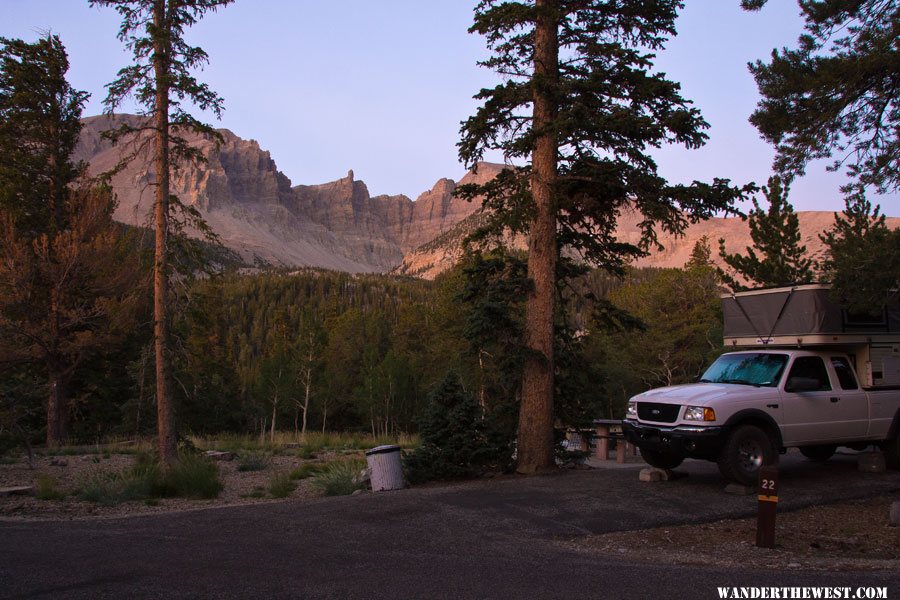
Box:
92 0 234 467
0 35 86 239
718 175 815 290
457 0 747 473
686 235 714 270
744 0 900 194
0 35 138 445
0 35 88 445
819 190 900 314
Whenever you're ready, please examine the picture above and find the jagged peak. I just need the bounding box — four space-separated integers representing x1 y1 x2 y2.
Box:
431 178 456 192
474 161 508 171
372 193 412 203
459 161 509 186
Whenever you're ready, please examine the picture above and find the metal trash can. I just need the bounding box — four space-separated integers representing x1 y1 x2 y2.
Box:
365 445 406 491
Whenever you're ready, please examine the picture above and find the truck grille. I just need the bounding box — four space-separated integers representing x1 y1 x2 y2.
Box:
637 402 680 423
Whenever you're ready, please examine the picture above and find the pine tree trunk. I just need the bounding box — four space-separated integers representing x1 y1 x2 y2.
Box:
48 118 64 235
517 0 559 474
46 361 66 447
136 349 147 435
153 0 177 469
270 393 277 443
46 112 66 448
478 349 486 410
301 365 311 440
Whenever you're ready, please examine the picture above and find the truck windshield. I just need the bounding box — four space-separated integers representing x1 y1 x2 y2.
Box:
700 353 788 387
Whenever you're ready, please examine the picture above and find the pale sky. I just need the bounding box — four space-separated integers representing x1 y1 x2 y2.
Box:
1 0 898 215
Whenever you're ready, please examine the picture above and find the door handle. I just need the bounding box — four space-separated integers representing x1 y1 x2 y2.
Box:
830 397 840 403
766 404 779 409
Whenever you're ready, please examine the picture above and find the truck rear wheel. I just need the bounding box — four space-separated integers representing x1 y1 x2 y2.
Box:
881 435 900 470
717 425 777 486
641 449 684 470
799 445 836 462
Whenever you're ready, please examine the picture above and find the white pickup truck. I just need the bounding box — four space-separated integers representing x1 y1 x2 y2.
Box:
622 349 900 485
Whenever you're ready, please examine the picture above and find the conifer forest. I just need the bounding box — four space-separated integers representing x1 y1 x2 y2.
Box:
1 0 898 472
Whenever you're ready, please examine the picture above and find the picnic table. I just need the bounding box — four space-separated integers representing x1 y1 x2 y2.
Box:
592 419 637 463
560 420 638 463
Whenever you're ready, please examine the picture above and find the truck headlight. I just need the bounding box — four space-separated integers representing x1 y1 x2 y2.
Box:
684 406 716 422
626 400 637 418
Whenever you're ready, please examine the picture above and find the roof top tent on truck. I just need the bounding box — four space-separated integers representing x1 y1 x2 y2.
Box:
722 284 900 389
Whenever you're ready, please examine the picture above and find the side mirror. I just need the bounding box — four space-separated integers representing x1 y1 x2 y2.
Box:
785 376 821 393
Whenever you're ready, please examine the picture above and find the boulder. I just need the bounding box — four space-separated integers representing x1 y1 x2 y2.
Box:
204 450 237 462
0 486 34 497
639 467 683 482
355 468 372 485
639 468 663 482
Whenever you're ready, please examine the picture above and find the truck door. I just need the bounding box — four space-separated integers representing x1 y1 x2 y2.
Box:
780 356 837 444
824 356 869 439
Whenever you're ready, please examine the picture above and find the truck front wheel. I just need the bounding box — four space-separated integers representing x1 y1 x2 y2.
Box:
641 449 684 470
717 425 777 486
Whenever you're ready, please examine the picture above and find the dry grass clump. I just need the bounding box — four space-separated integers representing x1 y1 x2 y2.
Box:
311 459 367 496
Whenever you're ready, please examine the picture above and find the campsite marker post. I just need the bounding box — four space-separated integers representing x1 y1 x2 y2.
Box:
756 465 778 548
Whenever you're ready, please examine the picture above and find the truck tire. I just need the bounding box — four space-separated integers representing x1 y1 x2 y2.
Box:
717 425 777 486
799 445 836 462
881 435 900 471
641 449 684 470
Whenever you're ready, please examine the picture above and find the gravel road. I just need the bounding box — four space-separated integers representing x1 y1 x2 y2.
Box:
2 451 898 599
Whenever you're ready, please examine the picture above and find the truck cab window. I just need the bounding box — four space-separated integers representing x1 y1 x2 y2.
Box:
831 357 859 390
700 353 788 387
786 357 832 392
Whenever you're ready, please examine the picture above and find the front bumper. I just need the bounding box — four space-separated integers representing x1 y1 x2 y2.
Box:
622 420 726 460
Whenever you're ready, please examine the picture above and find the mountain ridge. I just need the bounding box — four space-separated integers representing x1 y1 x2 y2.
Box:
74 114 899 279
397 207 900 279
74 114 501 272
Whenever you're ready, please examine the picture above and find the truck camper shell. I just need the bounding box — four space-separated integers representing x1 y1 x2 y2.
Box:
722 284 900 387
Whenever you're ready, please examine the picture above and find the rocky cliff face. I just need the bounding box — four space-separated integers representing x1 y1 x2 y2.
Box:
291 164 505 257
74 115 499 272
76 115 898 279
403 164 503 252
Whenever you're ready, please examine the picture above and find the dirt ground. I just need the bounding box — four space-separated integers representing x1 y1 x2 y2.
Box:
572 492 900 572
0 451 349 520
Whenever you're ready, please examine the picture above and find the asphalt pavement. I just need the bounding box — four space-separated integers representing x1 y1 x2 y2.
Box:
1 450 899 599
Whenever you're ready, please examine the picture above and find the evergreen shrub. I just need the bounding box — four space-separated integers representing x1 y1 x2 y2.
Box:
403 372 509 484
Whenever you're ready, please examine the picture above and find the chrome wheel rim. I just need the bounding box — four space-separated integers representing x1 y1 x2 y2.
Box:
738 438 763 473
